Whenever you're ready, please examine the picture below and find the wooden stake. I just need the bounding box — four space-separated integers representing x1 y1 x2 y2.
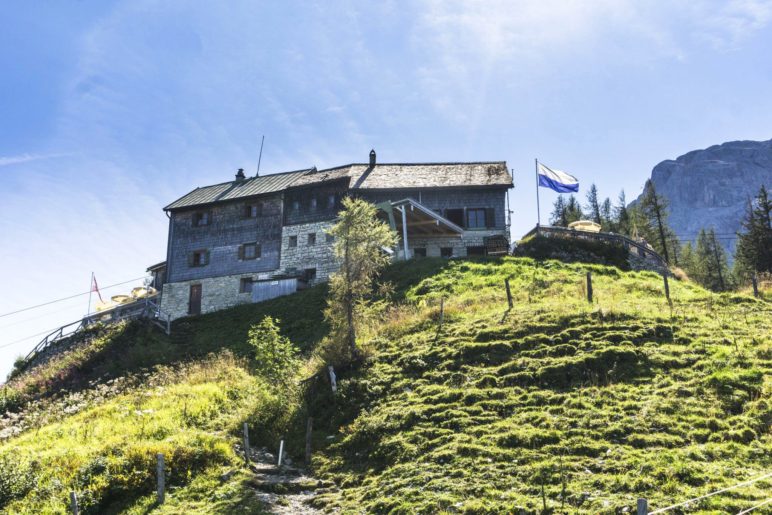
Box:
305 417 313 466
439 297 445 329
277 439 285 467
586 271 593 303
243 422 250 465
752 273 759 298
505 278 513 309
328 366 337 393
156 453 165 504
70 491 78 515
663 271 671 303
637 498 648 515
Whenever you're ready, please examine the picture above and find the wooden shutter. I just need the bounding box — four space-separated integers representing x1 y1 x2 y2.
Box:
238 245 245 260
204 250 210 265
255 244 262 258
188 252 194 267
486 208 495 228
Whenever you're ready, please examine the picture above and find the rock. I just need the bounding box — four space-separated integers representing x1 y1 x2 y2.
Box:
634 139 772 260
219 469 235 482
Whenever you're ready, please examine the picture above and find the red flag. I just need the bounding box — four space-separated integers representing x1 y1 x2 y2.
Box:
91 275 104 302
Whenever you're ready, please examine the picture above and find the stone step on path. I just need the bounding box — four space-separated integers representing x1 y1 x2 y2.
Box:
245 447 330 514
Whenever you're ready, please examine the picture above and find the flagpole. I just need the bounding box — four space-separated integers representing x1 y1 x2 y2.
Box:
535 158 541 227
87 272 94 317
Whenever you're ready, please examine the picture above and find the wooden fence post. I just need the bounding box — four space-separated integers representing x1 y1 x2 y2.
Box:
70 491 78 515
156 453 165 504
305 417 313 466
439 297 445 329
752 273 759 298
277 439 285 467
328 366 337 394
637 498 648 515
586 271 593 303
243 422 250 465
663 272 671 303
505 278 513 309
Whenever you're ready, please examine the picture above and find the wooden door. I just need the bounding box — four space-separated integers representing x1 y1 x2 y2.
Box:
188 284 202 315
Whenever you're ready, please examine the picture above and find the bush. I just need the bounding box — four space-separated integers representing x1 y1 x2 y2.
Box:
247 316 299 383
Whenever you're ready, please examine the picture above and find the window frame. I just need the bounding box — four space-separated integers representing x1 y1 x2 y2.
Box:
307 233 316 246
239 277 255 294
466 208 487 229
440 247 453 258
240 242 261 260
288 235 298 248
244 203 262 218
190 249 210 267
192 211 211 227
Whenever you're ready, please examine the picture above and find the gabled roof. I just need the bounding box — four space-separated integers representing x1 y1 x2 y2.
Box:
164 168 313 211
291 162 512 190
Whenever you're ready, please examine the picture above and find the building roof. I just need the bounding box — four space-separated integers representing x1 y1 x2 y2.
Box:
164 168 313 211
164 161 512 210
291 162 512 190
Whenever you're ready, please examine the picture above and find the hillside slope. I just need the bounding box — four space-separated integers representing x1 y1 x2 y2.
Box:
1 258 770 514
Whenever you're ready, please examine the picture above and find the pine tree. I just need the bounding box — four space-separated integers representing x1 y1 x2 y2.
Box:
693 228 730 291
734 185 772 278
564 195 584 224
639 179 676 264
325 198 398 358
614 190 631 235
549 196 568 226
585 184 602 224
600 197 614 231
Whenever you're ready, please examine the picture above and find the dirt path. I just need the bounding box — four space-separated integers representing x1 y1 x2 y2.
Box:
247 448 325 514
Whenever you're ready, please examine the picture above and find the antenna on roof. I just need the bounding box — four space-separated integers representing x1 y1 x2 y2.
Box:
256 135 265 177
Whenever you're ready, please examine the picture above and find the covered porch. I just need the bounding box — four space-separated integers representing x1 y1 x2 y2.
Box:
377 198 464 260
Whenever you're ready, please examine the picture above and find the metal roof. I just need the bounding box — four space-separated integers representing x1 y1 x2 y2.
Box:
164 168 313 211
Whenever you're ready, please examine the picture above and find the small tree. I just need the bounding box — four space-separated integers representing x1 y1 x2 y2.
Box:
639 179 676 264
549 196 568 226
325 197 398 359
734 185 772 280
563 195 584 225
248 316 298 382
690 228 730 291
614 190 631 235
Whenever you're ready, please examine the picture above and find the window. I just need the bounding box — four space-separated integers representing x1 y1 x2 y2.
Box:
413 247 427 258
327 194 336 209
190 250 209 267
240 242 261 260
192 211 210 227
244 203 262 218
441 247 453 258
239 277 254 294
303 268 317 281
288 235 298 248
467 246 486 256
326 233 335 243
309 196 317 211
445 209 464 227
307 233 316 246
466 208 487 229
292 199 300 212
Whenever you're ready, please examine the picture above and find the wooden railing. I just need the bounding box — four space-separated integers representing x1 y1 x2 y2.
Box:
521 225 667 267
22 293 170 366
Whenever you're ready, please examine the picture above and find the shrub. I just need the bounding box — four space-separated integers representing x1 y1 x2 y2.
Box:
247 316 299 383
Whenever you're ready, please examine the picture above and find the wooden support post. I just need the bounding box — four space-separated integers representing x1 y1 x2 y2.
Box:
505 278 513 309
70 491 78 515
305 417 313 466
439 298 445 329
663 272 671 303
243 422 250 465
586 271 593 303
277 439 285 467
328 365 337 393
156 453 165 504
637 498 648 515
752 272 759 298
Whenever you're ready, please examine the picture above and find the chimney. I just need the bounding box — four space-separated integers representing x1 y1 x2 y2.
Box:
235 168 246 181
369 149 376 167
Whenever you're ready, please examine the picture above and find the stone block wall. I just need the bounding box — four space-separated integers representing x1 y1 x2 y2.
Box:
161 272 272 320
279 221 338 284
405 229 507 258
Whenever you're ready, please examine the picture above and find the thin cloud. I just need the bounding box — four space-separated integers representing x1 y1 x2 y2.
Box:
0 153 69 167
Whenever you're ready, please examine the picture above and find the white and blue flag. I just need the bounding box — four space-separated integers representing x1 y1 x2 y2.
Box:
537 162 579 193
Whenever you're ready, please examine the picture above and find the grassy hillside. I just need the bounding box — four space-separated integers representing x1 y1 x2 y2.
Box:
1 257 770 514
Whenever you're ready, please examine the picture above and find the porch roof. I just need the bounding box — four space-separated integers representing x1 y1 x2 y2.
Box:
381 198 464 237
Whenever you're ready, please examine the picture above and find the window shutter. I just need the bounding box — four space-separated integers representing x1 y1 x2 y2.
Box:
486 208 495 228
238 245 245 260
204 250 210 265
255 244 262 258
188 252 194 267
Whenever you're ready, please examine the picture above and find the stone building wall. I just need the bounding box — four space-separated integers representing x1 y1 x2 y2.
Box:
405 229 507 258
161 272 273 320
279 221 338 284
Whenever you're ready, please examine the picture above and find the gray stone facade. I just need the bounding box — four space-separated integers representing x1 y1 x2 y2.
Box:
405 229 506 258
161 272 265 320
279 221 338 284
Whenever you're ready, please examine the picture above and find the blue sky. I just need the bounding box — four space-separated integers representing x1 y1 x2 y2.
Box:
2 0 772 377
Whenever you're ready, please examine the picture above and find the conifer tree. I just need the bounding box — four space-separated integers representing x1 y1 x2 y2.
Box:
564 195 584 224
549 196 568 226
325 198 397 358
734 185 772 278
639 179 676 264
600 197 614 231
585 184 602 224
614 190 631 235
692 228 730 291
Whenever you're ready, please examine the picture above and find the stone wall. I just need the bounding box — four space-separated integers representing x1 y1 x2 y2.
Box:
279 221 338 284
161 272 270 320
405 229 507 258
